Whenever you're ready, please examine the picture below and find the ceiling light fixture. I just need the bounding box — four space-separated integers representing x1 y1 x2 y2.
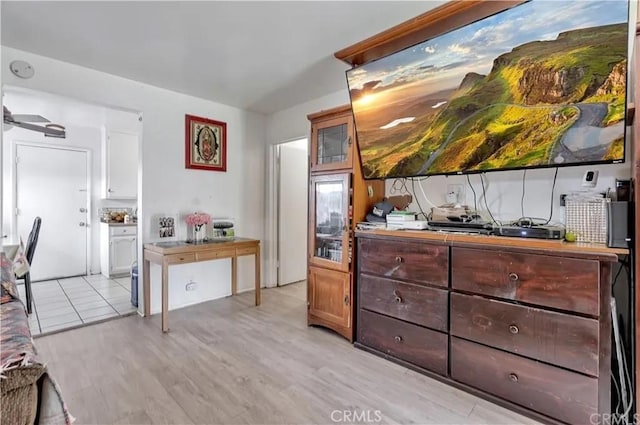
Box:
9 60 35 79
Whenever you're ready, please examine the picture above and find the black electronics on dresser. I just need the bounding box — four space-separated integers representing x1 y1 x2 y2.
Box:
616 179 631 202
492 225 565 240
607 201 630 248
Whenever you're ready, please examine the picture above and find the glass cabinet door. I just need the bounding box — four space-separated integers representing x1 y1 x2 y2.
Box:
309 173 350 272
310 115 353 172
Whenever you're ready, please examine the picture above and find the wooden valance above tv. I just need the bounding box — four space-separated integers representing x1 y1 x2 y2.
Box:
334 0 525 67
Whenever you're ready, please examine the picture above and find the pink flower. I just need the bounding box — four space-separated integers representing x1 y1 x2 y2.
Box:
186 212 211 227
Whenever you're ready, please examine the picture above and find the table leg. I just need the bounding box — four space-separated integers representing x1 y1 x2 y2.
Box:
255 244 261 306
231 256 238 296
143 257 151 317
162 260 169 332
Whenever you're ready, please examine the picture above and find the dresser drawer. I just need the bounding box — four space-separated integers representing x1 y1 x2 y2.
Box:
236 247 257 256
360 274 447 331
109 225 137 236
451 247 599 315
451 337 597 424
450 293 599 376
196 249 236 261
358 238 448 288
358 309 447 375
166 253 195 264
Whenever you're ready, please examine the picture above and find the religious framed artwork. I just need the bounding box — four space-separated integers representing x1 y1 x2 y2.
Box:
185 114 227 171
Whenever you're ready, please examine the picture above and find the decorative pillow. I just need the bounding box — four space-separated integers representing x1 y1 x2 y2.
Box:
2 245 18 260
1 253 19 304
11 239 29 278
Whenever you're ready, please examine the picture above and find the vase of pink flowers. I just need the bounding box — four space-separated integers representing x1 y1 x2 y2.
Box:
186 212 211 243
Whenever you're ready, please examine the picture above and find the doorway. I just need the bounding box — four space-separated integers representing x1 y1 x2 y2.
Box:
277 138 308 287
15 143 90 280
2 86 141 335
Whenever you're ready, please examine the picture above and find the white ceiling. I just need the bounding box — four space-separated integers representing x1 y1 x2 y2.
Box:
1 1 443 115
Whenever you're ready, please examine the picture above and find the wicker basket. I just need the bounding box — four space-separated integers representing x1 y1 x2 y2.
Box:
564 195 609 243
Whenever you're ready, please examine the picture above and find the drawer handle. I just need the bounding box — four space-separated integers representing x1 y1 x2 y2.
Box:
393 290 402 304
508 373 518 383
509 325 519 335
508 272 519 282
344 295 350 306
395 256 403 263
394 336 403 343
179 257 185 261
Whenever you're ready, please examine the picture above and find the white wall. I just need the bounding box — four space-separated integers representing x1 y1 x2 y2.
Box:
396 164 630 225
1 47 266 315
266 89 348 145
2 89 139 274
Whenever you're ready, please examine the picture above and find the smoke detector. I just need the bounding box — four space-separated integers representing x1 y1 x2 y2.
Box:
9 60 35 79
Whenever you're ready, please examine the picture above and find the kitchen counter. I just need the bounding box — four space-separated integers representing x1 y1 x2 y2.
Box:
100 222 137 226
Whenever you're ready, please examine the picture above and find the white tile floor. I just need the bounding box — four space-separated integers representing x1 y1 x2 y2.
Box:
17 274 138 336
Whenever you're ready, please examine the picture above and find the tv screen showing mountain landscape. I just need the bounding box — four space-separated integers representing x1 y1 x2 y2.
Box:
347 0 629 179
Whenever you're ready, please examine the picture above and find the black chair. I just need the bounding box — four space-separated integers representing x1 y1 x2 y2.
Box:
18 217 41 314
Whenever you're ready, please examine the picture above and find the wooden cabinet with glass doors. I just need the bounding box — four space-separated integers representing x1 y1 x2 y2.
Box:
307 105 384 341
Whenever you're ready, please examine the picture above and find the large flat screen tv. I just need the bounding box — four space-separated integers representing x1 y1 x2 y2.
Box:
347 0 630 179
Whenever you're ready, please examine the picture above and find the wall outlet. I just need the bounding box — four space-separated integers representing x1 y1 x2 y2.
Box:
446 184 465 204
185 280 197 292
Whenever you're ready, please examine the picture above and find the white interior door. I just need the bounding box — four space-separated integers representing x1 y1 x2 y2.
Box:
278 139 308 286
15 144 89 280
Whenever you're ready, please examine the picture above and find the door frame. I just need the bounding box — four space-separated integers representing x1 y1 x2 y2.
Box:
265 137 309 289
12 141 92 277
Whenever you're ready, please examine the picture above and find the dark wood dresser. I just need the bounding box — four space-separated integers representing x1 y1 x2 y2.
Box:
356 230 626 424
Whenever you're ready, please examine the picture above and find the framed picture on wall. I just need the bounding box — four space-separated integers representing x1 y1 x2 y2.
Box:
185 114 227 171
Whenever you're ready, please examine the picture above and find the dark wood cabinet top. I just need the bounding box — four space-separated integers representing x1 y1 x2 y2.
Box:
356 229 625 260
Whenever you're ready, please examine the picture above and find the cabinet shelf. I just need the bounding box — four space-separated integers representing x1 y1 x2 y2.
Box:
316 234 343 240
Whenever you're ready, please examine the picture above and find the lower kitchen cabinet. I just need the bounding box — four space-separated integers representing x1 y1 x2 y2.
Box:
100 223 137 277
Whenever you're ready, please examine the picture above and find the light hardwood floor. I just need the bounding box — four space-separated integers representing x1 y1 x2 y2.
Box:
36 282 541 425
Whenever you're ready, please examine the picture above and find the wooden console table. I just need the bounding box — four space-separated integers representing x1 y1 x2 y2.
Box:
143 238 261 332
